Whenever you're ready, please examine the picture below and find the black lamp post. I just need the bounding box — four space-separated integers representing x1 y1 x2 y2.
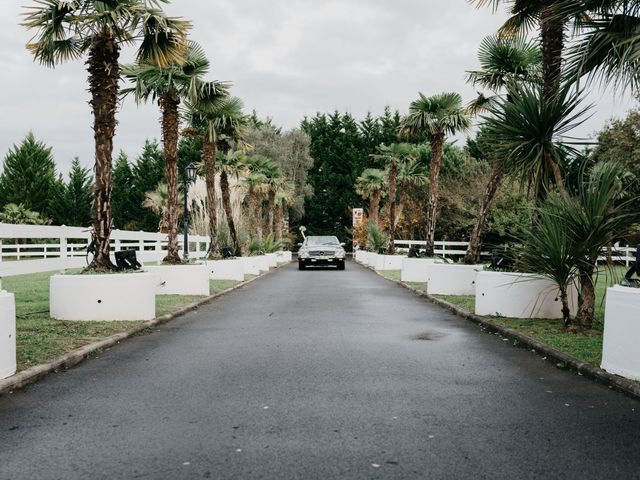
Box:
182 162 198 261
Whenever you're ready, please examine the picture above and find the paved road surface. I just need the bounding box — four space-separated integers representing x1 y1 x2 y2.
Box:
1 261 640 479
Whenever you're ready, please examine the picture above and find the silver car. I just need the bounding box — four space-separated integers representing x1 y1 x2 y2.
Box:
298 236 346 270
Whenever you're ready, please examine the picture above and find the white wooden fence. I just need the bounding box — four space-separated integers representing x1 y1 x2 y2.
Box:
394 239 638 266
0 224 210 277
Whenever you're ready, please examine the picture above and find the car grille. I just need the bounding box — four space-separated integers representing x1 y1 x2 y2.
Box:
309 250 335 257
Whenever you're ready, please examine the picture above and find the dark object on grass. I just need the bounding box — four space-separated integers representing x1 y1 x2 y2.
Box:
378 247 387 255
221 246 234 259
490 248 513 271
408 245 422 258
114 250 141 271
622 245 640 287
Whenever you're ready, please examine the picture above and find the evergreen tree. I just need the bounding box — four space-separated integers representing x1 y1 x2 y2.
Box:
130 140 166 232
112 151 136 229
0 132 57 217
49 158 93 226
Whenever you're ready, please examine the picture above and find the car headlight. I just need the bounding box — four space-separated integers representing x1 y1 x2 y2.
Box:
299 250 309 259
335 249 346 259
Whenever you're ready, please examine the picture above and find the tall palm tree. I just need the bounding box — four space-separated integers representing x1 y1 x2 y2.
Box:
395 159 428 229
370 143 415 254
262 161 283 237
274 181 295 243
355 168 387 225
142 182 184 234
218 149 248 256
23 0 190 271
121 42 223 263
185 95 246 257
400 93 471 256
463 34 542 264
244 155 272 240
470 0 591 192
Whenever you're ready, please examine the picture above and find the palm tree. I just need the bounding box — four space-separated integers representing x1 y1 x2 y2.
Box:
142 182 184 234
121 42 223 264
218 149 248 256
463 34 542 264
481 83 590 203
185 95 246 257
355 168 387 225
395 159 428 229
0 203 47 225
370 144 415 254
274 181 295 243
557 1 640 90
263 161 283 237
400 93 471 256
244 155 272 240
23 0 190 271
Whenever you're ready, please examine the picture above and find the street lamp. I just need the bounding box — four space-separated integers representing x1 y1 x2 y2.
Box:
182 162 198 261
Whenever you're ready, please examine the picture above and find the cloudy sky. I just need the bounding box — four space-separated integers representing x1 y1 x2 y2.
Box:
0 0 636 175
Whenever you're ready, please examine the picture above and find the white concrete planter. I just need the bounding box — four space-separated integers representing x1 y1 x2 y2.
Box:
401 258 441 283
257 255 270 273
363 252 378 268
375 255 405 271
205 259 245 282
0 291 16 380
426 264 484 296
475 271 578 319
50 272 157 321
144 264 210 296
601 286 640 381
265 253 278 268
354 250 366 263
241 256 262 276
276 251 292 264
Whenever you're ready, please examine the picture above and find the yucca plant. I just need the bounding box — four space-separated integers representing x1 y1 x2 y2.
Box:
367 221 389 253
262 233 283 254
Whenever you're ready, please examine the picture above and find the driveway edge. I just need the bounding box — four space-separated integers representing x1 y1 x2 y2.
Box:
374 268 640 401
0 263 287 397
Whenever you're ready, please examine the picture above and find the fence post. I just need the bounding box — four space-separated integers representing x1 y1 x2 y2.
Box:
59 236 67 260
0 239 3 263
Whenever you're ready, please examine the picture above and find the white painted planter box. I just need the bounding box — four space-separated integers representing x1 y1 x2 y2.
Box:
475 271 578 319
601 286 640 381
401 258 441 283
145 265 210 296
354 250 366 263
205 259 245 282
363 252 378 268
426 264 484 296
265 253 278 268
0 291 16 380
257 255 270 272
375 255 405 271
241 256 262 276
276 251 292 264
50 272 157 321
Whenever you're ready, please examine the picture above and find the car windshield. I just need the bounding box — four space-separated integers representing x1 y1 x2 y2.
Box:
306 236 341 246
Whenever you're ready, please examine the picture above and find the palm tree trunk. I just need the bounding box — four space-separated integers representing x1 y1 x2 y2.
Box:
369 191 380 225
159 93 181 264
575 265 596 329
425 133 445 256
464 161 503 264
388 163 397 255
203 138 218 258
394 190 408 229
560 287 571 329
220 171 240 255
268 190 276 236
87 31 119 271
541 5 567 194
275 202 284 243
250 189 263 240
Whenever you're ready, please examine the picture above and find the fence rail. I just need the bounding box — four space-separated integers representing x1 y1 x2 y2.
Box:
394 239 638 267
0 223 210 277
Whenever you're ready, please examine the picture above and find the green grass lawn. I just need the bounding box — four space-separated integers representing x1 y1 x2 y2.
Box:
3 271 243 372
379 265 630 366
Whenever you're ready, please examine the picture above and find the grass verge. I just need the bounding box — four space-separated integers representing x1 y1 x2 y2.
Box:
3 271 243 371
377 266 628 367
